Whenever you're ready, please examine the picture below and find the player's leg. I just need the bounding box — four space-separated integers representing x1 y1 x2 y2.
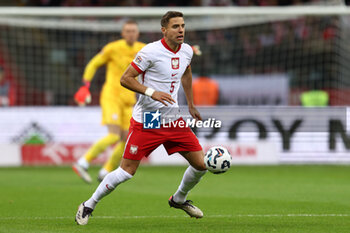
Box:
168 150 207 218
98 129 128 181
75 158 139 225
163 123 207 218
73 99 121 183
76 118 153 225
88 120 153 206
81 124 121 166
166 126 207 204
79 98 122 168
98 105 132 181
85 158 139 208
73 125 121 183
173 150 207 203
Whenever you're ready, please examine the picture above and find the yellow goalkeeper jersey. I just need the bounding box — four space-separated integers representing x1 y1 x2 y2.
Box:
83 39 145 105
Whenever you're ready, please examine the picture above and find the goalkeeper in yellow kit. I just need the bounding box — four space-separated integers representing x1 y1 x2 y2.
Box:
72 20 145 183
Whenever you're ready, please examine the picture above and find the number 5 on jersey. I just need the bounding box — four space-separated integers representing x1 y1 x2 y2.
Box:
170 81 176 93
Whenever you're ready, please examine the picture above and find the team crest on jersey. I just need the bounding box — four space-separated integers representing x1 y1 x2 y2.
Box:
130 145 138 154
135 56 142 64
171 58 179 69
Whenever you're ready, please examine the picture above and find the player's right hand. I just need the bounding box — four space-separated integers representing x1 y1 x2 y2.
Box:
151 91 175 106
74 82 91 106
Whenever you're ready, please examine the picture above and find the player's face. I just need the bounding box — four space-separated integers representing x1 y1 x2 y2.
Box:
162 17 185 45
122 23 139 46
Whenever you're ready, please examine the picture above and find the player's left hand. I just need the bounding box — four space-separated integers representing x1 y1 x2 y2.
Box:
192 45 202 56
189 106 202 121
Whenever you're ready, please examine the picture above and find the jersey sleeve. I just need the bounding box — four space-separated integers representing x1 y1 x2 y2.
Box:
131 45 152 74
185 43 194 67
83 53 107 81
83 43 111 81
99 43 113 61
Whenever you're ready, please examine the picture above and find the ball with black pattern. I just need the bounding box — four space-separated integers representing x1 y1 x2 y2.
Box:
204 146 232 174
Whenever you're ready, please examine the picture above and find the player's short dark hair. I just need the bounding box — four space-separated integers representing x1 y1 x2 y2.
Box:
161 11 183 28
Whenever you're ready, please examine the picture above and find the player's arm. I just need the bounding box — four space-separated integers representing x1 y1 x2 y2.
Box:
83 53 108 82
74 53 108 106
120 65 175 106
181 65 202 121
191 45 202 56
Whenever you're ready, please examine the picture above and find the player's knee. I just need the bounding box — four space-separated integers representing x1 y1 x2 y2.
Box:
120 158 140 176
192 162 207 171
121 166 137 176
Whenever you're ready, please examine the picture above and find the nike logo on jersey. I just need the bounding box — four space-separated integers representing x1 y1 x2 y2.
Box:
171 73 178 77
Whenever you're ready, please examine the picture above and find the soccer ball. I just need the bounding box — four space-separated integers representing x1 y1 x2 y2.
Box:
204 146 232 174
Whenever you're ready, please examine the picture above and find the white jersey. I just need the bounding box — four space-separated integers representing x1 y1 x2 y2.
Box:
131 38 193 123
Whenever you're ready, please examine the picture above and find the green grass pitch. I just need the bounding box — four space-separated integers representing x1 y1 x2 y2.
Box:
1 165 350 233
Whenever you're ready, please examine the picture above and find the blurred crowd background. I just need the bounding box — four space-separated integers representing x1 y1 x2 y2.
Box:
0 0 349 107
3 0 347 7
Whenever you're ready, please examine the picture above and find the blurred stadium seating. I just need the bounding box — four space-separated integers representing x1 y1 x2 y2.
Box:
0 1 349 106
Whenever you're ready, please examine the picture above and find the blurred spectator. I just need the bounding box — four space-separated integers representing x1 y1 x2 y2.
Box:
322 18 338 41
13 0 338 6
192 76 219 106
152 0 191 6
201 0 232 6
0 65 16 106
23 0 63 6
61 0 91 6
291 18 310 40
233 0 255 6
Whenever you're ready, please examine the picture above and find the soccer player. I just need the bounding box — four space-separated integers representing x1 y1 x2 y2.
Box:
75 11 208 225
72 20 146 183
